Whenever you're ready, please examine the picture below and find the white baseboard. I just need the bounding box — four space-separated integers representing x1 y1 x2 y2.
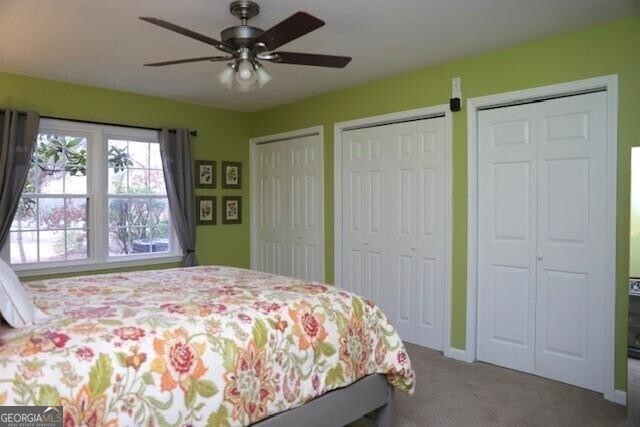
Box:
444 346 472 363
612 389 626 406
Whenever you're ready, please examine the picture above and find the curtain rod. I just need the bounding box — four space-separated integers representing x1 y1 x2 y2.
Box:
33 114 198 137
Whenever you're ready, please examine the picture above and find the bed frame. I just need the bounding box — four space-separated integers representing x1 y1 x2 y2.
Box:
255 374 394 427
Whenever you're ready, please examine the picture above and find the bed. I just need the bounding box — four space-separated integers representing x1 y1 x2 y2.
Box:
0 266 414 426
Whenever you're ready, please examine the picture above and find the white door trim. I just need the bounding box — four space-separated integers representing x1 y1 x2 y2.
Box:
466 75 619 402
249 125 325 281
334 105 453 354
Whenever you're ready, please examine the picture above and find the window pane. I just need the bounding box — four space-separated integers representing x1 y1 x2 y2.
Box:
131 228 153 254
66 230 88 260
108 198 129 227
24 167 39 194
149 144 162 169
39 171 64 194
64 137 88 193
35 134 88 194
109 227 155 256
149 170 166 195
128 199 150 226
10 232 37 264
65 170 87 194
39 198 65 230
128 169 149 193
108 139 127 151
128 141 149 169
109 227 132 256
151 226 170 253
11 198 37 231
65 137 87 162
66 198 88 228
38 230 65 262
107 139 130 194
148 199 170 226
109 167 127 194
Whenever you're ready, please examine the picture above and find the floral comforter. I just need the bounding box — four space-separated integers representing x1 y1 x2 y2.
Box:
0 266 414 426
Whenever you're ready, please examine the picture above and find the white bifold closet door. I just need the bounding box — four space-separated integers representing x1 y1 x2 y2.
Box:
477 91 607 392
342 116 447 350
254 135 323 281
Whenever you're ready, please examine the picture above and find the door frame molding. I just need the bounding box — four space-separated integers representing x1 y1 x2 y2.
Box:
334 104 453 354
466 75 619 402
249 125 325 281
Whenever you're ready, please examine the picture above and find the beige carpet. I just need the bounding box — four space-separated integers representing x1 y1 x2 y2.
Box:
356 343 635 426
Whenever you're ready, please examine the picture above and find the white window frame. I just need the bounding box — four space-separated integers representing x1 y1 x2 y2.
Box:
1 119 182 277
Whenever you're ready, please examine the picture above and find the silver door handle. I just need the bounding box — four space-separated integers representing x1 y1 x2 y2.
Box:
364 242 369 246
411 247 416 251
537 256 543 261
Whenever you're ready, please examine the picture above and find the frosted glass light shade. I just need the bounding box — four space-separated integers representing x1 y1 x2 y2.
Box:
256 65 272 88
217 64 235 90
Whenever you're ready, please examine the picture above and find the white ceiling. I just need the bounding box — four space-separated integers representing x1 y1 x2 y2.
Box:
0 0 638 112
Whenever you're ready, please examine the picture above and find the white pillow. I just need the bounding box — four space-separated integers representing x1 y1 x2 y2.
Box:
0 258 49 327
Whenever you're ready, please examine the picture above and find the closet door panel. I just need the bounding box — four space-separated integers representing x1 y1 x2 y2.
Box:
254 135 323 281
415 119 446 350
342 129 388 311
342 116 447 350
289 136 323 281
388 122 419 343
256 143 287 275
534 92 607 392
477 104 537 373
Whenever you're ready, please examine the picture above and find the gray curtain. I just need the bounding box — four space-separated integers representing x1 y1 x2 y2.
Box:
159 129 198 267
0 111 39 249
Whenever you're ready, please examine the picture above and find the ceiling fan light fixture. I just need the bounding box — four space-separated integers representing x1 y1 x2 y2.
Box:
255 63 272 88
217 63 236 89
235 59 257 85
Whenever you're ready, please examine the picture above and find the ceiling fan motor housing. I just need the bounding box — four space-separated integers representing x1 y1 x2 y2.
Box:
221 25 263 48
223 0 264 48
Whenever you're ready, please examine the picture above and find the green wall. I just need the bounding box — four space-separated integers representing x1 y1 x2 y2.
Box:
0 72 252 277
250 15 640 391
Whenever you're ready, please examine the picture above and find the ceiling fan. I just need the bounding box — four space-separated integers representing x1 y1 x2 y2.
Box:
140 0 352 92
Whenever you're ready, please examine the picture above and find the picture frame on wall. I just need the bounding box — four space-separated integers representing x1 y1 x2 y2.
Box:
222 161 242 189
222 196 242 224
196 196 216 225
195 160 216 188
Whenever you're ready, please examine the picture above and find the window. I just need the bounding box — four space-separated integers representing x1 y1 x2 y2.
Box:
10 133 89 264
4 119 181 275
107 139 170 256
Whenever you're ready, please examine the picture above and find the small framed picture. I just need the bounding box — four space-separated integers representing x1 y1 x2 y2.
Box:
222 196 242 224
195 160 216 188
196 196 216 225
222 161 242 189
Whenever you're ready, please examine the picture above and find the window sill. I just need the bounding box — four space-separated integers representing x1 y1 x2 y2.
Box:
14 254 183 279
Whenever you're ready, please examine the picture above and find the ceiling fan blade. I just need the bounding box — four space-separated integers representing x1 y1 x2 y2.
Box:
144 56 231 66
270 51 352 68
252 12 324 51
140 17 235 54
